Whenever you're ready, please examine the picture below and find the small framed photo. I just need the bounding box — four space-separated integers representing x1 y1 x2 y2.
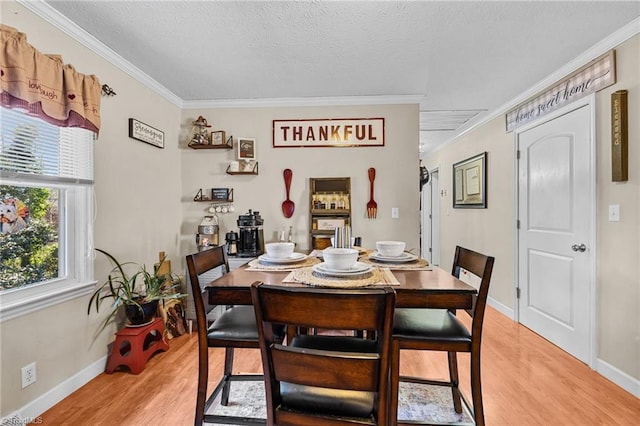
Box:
237 138 256 160
211 130 226 145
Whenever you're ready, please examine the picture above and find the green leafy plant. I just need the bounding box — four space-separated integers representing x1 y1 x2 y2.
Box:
88 248 185 331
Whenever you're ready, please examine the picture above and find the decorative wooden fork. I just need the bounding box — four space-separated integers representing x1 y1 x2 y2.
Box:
367 167 377 219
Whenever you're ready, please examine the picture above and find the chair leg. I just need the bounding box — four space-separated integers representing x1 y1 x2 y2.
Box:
388 339 401 424
470 350 485 426
221 347 234 406
447 351 463 413
194 347 209 426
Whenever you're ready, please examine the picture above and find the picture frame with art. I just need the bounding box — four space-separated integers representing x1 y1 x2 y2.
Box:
237 138 256 160
453 152 487 208
211 130 226 145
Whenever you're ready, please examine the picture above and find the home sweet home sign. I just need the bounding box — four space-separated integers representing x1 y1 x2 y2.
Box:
272 118 385 147
505 50 616 132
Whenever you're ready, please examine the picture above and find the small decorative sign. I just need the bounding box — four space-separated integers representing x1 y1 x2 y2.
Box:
273 118 385 148
611 90 628 182
506 50 616 132
128 118 164 149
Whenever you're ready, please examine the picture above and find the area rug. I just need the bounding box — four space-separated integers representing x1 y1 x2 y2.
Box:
208 380 473 425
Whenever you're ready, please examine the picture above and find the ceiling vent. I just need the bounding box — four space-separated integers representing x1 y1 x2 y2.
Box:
419 110 484 131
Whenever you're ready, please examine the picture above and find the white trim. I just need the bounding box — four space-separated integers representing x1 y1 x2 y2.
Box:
431 16 640 154
596 358 640 398
513 95 597 369
487 296 514 320
0 280 95 322
183 95 424 109
1 356 107 423
17 0 183 108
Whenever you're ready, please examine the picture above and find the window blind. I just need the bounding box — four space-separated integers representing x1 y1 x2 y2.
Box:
0 107 94 183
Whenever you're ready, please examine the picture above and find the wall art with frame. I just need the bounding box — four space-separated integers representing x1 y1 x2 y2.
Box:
237 137 256 160
453 152 487 208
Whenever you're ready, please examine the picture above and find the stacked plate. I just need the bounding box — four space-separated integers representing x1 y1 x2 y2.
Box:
258 252 307 265
312 261 373 278
368 251 418 264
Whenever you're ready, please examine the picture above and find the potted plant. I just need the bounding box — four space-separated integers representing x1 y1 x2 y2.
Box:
88 248 185 331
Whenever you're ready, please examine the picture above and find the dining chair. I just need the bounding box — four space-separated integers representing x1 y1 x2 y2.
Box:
251 282 396 426
389 246 495 426
186 247 284 426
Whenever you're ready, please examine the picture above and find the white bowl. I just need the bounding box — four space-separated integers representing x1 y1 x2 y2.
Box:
322 248 358 270
376 241 406 257
265 242 295 259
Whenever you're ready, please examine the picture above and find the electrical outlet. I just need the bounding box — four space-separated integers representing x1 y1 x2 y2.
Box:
21 362 36 388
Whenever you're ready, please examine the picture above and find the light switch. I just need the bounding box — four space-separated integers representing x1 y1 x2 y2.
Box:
391 207 399 219
608 204 620 222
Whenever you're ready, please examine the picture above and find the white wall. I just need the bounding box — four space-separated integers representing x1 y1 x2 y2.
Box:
180 104 421 257
424 35 640 384
1 1 182 416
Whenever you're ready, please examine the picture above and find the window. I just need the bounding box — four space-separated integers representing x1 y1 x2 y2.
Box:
0 107 95 321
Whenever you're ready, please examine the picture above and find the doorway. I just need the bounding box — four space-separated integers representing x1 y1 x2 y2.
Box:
421 168 439 266
515 96 595 366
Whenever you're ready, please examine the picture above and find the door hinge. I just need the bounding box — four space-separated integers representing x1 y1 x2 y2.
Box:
428 248 432 253
516 287 521 299
516 219 520 229
516 150 521 160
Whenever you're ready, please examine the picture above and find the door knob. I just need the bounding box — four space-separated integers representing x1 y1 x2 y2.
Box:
571 244 587 252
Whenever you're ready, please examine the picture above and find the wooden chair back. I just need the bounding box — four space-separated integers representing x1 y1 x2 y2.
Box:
251 283 396 425
451 245 495 340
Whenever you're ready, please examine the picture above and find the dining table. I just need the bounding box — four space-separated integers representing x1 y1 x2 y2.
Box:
205 253 477 310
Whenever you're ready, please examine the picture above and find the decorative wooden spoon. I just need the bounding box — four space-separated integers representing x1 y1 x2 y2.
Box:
282 168 295 218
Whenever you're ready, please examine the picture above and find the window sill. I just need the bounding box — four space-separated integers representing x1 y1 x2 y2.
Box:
0 280 96 323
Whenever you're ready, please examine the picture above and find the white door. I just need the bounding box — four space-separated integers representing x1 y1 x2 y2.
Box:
517 101 594 364
420 169 440 266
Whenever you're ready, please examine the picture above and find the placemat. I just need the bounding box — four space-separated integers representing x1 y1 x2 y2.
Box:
246 256 320 271
283 267 399 288
360 256 431 270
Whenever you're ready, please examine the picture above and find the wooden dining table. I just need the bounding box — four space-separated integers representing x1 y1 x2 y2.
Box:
206 262 477 310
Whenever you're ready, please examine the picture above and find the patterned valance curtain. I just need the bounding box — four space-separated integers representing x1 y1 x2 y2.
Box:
0 24 101 133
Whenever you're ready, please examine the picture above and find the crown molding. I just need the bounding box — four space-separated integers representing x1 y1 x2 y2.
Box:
182 95 424 109
429 16 640 155
17 0 184 108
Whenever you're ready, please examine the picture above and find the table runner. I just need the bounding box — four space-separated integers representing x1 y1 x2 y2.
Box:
282 267 399 288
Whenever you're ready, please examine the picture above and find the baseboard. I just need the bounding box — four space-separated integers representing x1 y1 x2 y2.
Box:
487 296 514 319
596 358 640 398
2 356 107 423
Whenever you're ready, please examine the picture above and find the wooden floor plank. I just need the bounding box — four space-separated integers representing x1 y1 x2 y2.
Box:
36 307 639 425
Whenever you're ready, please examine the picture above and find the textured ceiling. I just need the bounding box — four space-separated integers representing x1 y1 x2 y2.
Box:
38 1 640 153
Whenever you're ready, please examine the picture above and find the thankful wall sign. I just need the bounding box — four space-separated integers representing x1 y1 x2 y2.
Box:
272 118 385 148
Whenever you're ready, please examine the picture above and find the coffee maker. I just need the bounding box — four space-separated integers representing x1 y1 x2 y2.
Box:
237 209 264 257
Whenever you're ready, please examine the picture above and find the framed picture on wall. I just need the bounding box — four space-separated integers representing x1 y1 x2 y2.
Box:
211 130 226 145
453 152 487 208
237 138 256 160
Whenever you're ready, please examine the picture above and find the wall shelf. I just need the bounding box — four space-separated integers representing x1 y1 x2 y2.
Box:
226 162 259 175
188 135 233 150
194 188 234 203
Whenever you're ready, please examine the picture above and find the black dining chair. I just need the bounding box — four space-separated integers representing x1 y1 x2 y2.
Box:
251 282 396 426
389 246 495 425
186 247 284 426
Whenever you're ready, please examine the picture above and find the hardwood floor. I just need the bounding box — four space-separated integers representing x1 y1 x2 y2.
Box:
38 307 639 425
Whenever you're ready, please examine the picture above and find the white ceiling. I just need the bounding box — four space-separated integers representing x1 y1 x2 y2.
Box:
35 1 640 153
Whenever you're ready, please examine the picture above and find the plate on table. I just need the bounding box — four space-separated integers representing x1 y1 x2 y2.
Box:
258 252 307 264
369 251 418 263
312 261 373 277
